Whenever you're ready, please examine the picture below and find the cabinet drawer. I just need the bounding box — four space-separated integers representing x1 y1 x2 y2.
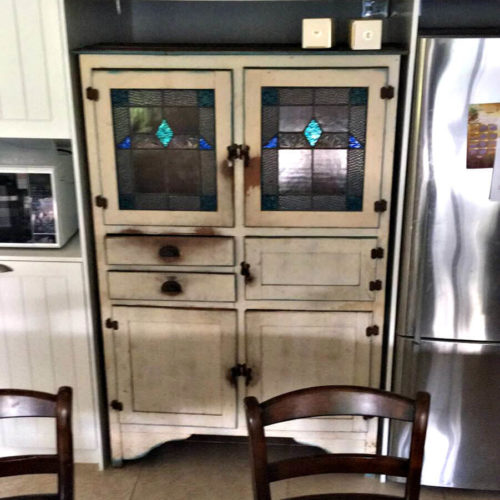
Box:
108 271 235 302
245 238 377 301
105 236 234 266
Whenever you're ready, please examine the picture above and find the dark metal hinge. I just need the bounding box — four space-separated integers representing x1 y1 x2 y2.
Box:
240 261 253 283
369 280 383 291
371 247 384 259
374 199 387 213
110 400 123 411
105 318 118 330
366 325 380 337
86 87 99 101
227 144 250 168
380 86 395 99
95 195 108 209
229 363 253 386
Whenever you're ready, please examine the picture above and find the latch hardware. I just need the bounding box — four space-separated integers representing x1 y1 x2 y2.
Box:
110 400 123 411
366 325 380 337
229 363 253 386
369 280 383 291
374 199 387 213
380 86 395 99
371 247 384 259
227 144 250 168
86 87 99 101
240 261 252 283
105 318 118 330
95 195 108 209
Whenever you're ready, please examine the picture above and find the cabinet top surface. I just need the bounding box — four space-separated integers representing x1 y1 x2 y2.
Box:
75 43 406 56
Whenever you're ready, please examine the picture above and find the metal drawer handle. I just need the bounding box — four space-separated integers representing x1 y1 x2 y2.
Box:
159 245 181 259
0 264 13 273
161 278 183 295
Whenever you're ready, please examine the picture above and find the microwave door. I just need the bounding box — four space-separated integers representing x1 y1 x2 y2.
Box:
0 173 31 243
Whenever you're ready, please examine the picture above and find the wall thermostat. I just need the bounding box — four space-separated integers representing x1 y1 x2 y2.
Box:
302 18 333 49
350 19 383 50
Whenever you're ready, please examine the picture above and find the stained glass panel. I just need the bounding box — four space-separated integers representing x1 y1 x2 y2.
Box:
261 86 367 211
111 88 217 211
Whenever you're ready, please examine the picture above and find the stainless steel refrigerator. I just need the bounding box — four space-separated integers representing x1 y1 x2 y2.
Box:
391 35 500 490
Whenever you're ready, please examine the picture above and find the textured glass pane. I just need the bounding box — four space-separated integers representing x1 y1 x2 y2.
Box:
350 88 368 106
164 151 200 195
262 195 279 210
200 107 216 144
119 194 135 210
164 107 199 135
116 150 134 194
198 90 215 108
200 195 217 211
278 150 312 195
315 88 350 105
163 90 197 106
312 150 347 195
279 88 314 105
112 107 129 144
168 135 199 149
262 150 278 195
169 196 201 211
134 193 168 210
134 164 166 194
201 151 217 196
279 195 312 210
129 90 162 106
316 133 349 149
315 106 349 132
130 107 162 134
350 106 367 145
262 88 278 106
262 106 279 143
312 195 346 211
111 90 128 106
278 133 310 149
132 134 163 149
347 150 365 198
279 106 313 132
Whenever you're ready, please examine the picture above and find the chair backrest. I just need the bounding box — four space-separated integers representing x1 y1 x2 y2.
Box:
0 387 73 500
245 385 430 500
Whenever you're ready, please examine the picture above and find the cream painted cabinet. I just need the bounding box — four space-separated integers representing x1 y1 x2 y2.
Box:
80 48 399 462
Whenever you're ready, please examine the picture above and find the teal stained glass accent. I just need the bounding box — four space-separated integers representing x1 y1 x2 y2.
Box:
304 119 323 147
263 136 278 149
349 136 362 149
262 195 279 210
350 88 368 105
117 136 131 149
199 137 213 150
346 195 363 211
200 195 217 211
156 120 174 147
262 88 278 106
198 90 214 107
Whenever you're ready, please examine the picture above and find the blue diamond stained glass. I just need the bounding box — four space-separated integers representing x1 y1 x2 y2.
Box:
156 120 174 147
304 119 322 147
117 136 131 149
349 136 363 149
264 136 278 149
199 137 214 150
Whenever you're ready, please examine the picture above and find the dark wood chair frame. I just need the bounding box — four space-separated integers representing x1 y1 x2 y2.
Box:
245 385 430 500
0 387 73 500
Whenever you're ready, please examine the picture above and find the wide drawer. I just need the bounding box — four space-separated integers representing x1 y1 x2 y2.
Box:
245 237 377 301
105 235 234 266
108 271 236 302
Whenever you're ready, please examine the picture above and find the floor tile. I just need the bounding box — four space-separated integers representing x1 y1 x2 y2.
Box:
443 488 500 500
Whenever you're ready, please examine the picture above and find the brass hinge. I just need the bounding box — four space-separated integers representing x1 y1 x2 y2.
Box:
366 325 380 337
369 280 383 291
86 87 99 101
371 247 384 259
374 199 387 212
95 195 108 209
110 400 123 411
380 86 395 99
229 363 253 386
105 318 119 330
227 144 250 168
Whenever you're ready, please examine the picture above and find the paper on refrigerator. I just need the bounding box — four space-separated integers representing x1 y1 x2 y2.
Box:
490 146 500 200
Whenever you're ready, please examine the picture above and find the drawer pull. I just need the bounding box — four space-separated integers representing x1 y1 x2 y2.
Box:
0 264 13 273
161 278 183 295
159 245 181 259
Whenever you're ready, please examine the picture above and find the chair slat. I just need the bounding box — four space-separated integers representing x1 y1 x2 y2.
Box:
267 454 409 482
0 391 56 418
0 455 59 478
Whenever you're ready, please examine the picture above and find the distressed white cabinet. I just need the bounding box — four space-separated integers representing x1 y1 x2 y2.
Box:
80 48 400 462
0 0 70 138
0 259 99 462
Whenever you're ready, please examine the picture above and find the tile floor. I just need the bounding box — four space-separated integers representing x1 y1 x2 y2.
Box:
1 437 499 499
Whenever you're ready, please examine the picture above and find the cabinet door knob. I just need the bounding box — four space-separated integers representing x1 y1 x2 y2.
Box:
159 245 180 259
161 278 183 295
0 264 13 273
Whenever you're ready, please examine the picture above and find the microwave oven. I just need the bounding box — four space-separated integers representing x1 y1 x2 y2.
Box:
0 156 77 248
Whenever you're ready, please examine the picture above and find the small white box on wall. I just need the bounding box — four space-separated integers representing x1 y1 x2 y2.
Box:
350 19 383 50
302 18 333 49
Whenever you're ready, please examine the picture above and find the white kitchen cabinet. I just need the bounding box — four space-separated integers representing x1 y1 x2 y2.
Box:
0 0 70 138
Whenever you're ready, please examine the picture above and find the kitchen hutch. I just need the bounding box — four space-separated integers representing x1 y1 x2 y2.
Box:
79 46 400 463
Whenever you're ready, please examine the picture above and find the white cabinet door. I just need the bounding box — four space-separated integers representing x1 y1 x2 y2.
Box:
0 0 70 138
0 261 98 460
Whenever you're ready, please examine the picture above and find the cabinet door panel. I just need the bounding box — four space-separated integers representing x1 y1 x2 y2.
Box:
245 69 387 227
246 311 373 432
113 307 237 428
92 70 233 226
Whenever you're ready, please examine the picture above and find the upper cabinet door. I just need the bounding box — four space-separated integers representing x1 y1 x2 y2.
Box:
244 69 388 227
0 0 70 138
92 70 233 226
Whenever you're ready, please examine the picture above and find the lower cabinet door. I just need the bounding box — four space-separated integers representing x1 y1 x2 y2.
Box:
113 306 237 428
246 311 374 432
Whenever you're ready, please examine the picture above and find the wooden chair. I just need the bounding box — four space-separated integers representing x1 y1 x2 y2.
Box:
245 385 430 500
0 387 73 500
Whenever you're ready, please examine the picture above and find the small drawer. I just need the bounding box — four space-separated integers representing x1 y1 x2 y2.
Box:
108 271 236 302
245 237 377 301
105 236 234 266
